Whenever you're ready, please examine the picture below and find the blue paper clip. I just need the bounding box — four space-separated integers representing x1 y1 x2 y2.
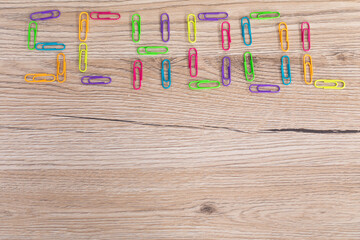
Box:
241 17 252 46
161 59 171 89
35 42 66 51
281 56 291 85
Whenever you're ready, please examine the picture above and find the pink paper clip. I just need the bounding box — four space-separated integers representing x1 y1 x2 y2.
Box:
133 60 143 90
90 12 121 20
301 22 311 52
221 21 231 51
188 48 198 78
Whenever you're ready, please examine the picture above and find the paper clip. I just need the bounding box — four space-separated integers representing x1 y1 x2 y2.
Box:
79 12 89 42
81 76 112 85
28 21 38 50
221 22 231 51
137 46 168 55
90 12 120 20
279 22 289 52
314 80 345 90
222 57 231 86
249 84 280 93
301 22 311 52
281 56 291 85
250 11 280 20
25 73 56 83
30 10 61 21
303 54 313 85
161 59 171 89
187 14 197 43
57 53 66 83
241 17 252 46
160 13 170 43
79 43 88 73
189 80 221 90
244 52 255 82
133 60 143 90
132 14 141 43
35 42 66 51
188 48 198 78
198 12 228 21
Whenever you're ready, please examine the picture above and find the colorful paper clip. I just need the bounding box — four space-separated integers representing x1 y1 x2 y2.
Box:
241 17 252 46
161 59 171 89
303 54 313 85
57 53 66 83
249 84 280 93
281 56 291 85
79 12 89 42
222 57 231 86
81 76 112 85
250 11 280 20
90 12 120 20
30 10 61 21
79 43 88 73
279 22 289 52
187 14 197 43
25 73 56 83
188 48 198 78
221 22 231 51
301 22 311 52
244 52 255 82
133 60 143 90
160 13 170 43
189 80 221 90
132 14 141 43
314 80 345 90
28 21 38 50
198 12 228 21
35 42 66 51
137 46 168 55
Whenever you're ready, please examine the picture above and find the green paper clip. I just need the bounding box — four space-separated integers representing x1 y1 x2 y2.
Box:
28 21 38 50
250 11 280 20
244 52 255 82
137 46 169 55
189 80 221 90
132 14 141 43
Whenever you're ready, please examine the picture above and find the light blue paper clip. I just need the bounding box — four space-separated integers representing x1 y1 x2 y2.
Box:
281 56 291 85
241 17 252 46
35 42 66 51
161 59 171 89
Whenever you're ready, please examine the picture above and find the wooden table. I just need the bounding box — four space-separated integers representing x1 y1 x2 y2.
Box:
1 0 360 239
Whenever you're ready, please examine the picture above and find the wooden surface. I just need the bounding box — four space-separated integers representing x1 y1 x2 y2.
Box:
1 0 360 239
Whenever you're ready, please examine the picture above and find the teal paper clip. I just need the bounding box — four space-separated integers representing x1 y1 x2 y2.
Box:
189 80 221 90
137 46 168 55
281 56 291 85
28 21 38 50
241 17 252 46
161 59 171 89
250 11 280 20
132 14 141 43
35 42 66 51
244 52 255 82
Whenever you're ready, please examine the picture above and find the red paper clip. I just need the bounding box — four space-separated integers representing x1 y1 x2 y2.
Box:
133 60 143 90
301 22 311 52
221 21 231 51
188 48 198 78
90 12 121 20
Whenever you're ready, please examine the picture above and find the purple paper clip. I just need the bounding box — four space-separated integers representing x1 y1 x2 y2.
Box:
249 84 280 93
160 13 170 42
30 10 61 21
222 57 231 86
81 76 112 85
198 12 228 21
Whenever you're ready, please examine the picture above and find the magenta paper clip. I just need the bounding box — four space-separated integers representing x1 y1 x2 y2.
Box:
188 48 198 78
133 60 143 90
81 76 112 85
30 10 60 21
301 22 311 52
249 84 280 93
221 21 231 51
198 12 228 21
160 13 170 42
90 12 120 20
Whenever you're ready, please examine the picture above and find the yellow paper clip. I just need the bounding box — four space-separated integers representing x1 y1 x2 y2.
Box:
314 80 345 90
303 54 313 85
25 73 56 83
187 14 197 43
79 12 89 42
79 43 88 73
57 53 66 83
279 22 289 52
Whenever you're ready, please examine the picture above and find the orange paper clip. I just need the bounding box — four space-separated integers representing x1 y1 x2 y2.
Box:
57 53 66 83
279 22 289 52
25 73 56 83
79 12 89 42
303 54 313 85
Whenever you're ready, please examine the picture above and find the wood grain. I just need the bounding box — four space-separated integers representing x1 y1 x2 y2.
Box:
0 0 360 239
